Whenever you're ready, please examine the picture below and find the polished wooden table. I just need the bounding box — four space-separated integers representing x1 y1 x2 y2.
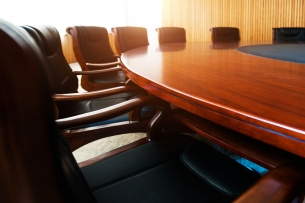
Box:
120 42 305 160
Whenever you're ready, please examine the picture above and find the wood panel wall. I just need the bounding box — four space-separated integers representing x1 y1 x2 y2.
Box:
162 0 305 42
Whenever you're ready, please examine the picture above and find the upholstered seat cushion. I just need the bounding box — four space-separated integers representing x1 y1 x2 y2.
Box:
57 93 135 120
88 71 126 84
81 134 260 202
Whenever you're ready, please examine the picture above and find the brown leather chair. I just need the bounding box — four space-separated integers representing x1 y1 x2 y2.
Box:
111 26 149 54
156 27 186 44
66 26 127 91
272 27 305 43
21 25 156 138
210 27 240 42
1 19 264 203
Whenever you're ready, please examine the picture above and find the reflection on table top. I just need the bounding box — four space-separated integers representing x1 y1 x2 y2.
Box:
120 41 305 158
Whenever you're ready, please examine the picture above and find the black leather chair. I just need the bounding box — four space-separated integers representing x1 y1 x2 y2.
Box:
66 26 127 91
1 19 262 203
210 27 240 42
156 27 186 44
272 27 305 43
21 25 155 140
111 26 149 54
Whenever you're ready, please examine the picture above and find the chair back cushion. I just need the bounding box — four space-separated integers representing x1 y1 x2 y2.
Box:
156 27 186 44
22 25 79 94
210 27 240 42
0 19 96 203
111 27 149 54
272 27 305 43
68 26 117 66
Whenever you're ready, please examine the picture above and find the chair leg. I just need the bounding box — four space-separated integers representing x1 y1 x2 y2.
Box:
146 96 171 140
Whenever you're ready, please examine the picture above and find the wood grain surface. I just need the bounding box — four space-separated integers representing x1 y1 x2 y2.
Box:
120 42 305 158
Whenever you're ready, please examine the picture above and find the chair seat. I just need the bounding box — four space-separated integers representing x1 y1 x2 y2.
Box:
81 134 260 203
57 92 136 126
89 70 126 84
58 93 136 118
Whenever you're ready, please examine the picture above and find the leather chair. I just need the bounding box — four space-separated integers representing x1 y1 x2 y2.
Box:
1 19 262 203
20 25 156 142
156 27 186 44
66 26 127 91
210 27 240 42
111 26 149 54
272 27 305 43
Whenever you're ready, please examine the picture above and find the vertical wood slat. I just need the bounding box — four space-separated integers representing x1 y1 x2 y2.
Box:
162 0 305 42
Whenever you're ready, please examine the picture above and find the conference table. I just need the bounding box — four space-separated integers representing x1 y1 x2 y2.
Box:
120 41 305 165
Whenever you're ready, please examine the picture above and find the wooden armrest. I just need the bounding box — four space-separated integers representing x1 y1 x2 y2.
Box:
113 54 120 58
86 61 120 67
60 95 170 151
234 164 305 203
53 86 143 101
56 96 155 129
73 66 121 75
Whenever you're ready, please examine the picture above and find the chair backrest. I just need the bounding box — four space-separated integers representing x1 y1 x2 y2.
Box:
66 26 118 70
0 19 96 203
22 25 79 94
272 27 305 43
210 27 240 42
111 26 149 54
156 27 186 44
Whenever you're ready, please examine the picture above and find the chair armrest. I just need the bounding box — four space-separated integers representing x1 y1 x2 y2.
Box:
113 54 120 58
234 163 305 203
56 96 157 129
73 66 122 75
53 86 143 101
86 61 120 67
